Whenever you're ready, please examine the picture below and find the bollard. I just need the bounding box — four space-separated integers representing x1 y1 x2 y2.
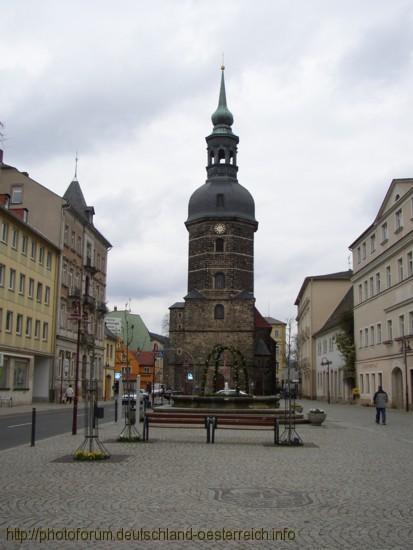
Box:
115 399 118 422
30 407 36 447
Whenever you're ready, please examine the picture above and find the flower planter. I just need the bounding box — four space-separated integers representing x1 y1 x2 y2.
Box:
308 411 326 425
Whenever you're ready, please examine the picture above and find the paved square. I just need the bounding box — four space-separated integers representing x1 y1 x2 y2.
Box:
0 401 412 549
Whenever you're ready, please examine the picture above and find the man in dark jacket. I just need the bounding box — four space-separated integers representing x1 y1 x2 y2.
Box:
373 386 388 425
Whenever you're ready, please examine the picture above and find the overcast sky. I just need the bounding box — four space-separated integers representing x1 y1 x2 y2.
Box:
2 0 413 333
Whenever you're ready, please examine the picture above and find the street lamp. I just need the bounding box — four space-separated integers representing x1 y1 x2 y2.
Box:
400 336 411 412
321 357 332 404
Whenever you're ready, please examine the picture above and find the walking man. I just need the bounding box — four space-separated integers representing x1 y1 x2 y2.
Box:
65 385 74 405
373 385 388 425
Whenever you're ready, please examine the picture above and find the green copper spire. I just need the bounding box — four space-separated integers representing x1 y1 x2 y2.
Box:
211 65 234 131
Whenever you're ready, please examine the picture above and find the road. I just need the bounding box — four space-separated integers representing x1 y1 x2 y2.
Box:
0 402 115 451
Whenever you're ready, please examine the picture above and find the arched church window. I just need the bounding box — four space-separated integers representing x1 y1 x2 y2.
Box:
214 272 225 289
229 151 234 165
218 149 226 164
209 151 215 165
214 304 224 319
215 238 224 252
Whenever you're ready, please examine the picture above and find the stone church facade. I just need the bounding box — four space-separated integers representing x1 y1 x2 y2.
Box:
169 67 276 395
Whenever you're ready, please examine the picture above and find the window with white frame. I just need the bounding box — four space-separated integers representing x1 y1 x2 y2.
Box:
362 242 366 260
6 311 13 332
360 374 364 393
28 278 34 299
407 252 413 277
364 280 368 299
369 277 374 297
370 234 376 253
11 228 18 249
13 360 28 389
1 222 8 243
399 315 405 337
42 322 48 341
0 263 4 287
46 251 52 270
26 317 32 337
370 326 375 346
376 272 381 293
34 320 40 339
9 268 16 291
382 222 388 242
10 185 23 204
16 314 23 335
395 208 403 231
357 247 361 264
45 286 50 305
30 240 36 260
398 258 404 282
19 273 25 295
359 329 363 347
386 266 391 288
21 235 28 255
358 284 363 303
377 323 382 344
39 246 44 265
387 319 393 340
364 328 369 347
36 282 42 303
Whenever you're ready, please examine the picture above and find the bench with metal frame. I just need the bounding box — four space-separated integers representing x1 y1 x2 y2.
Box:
143 412 215 443
208 414 280 444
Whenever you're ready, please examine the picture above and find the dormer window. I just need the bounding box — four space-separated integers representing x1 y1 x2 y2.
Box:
10 185 23 204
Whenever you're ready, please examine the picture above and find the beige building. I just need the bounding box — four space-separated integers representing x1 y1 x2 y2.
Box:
0 151 111 402
313 288 354 403
350 178 413 409
103 326 117 400
295 271 352 398
0 200 59 404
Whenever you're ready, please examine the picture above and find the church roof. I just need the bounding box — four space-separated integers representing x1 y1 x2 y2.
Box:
255 308 272 328
255 338 271 356
265 316 286 326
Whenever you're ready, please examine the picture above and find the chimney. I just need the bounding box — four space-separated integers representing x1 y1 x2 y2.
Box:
0 193 10 208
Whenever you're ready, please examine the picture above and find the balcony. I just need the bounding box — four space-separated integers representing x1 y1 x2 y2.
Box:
83 294 96 309
84 257 98 275
96 301 108 315
80 332 95 347
68 286 81 299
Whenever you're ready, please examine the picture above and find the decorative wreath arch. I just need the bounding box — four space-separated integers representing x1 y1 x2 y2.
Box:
201 344 249 395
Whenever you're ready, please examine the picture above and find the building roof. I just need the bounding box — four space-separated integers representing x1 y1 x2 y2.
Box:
105 310 152 352
135 350 155 367
105 326 118 341
264 316 286 326
313 287 354 338
63 179 88 214
0 205 60 251
254 308 272 329
149 332 170 346
294 270 353 306
169 302 185 309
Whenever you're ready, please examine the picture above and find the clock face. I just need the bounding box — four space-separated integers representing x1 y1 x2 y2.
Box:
214 223 226 235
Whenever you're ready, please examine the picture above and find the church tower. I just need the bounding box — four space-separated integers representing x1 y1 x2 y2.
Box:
169 67 271 393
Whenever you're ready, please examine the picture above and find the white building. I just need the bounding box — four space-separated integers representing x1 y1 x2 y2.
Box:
314 288 354 403
350 178 413 409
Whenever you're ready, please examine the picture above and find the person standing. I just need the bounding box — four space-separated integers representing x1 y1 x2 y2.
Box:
65 385 74 405
373 386 388 425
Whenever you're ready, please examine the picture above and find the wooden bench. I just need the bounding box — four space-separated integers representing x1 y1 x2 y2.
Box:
143 411 283 445
143 412 214 443
208 414 280 444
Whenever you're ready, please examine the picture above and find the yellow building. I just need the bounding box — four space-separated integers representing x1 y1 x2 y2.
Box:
103 326 117 400
0 200 59 404
265 317 287 386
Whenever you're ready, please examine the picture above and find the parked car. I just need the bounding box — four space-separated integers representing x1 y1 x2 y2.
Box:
215 389 248 396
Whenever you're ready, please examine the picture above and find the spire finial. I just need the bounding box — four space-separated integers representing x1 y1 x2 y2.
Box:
211 63 233 129
74 152 78 180
221 52 225 71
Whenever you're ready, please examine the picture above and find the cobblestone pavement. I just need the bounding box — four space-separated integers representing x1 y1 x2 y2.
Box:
0 400 412 550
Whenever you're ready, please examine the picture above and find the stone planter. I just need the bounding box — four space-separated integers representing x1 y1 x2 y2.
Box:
307 411 326 425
